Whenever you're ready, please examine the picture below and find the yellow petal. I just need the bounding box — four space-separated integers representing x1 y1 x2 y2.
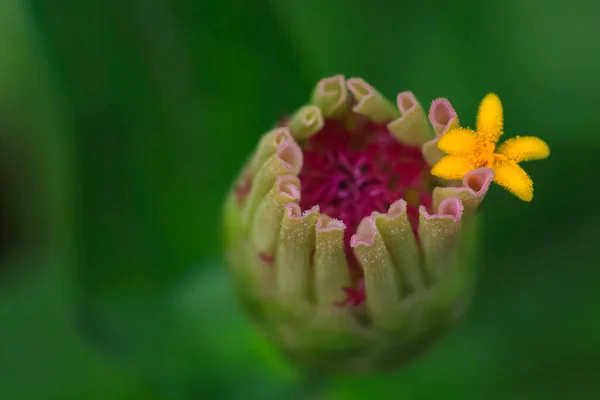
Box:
496 136 550 162
437 128 478 155
431 155 475 180
493 161 533 202
476 93 503 142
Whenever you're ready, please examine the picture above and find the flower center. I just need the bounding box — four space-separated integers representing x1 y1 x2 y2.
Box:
298 115 433 274
476 141 505 168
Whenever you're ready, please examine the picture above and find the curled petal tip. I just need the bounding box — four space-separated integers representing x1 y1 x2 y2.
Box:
316 214 346 232
288 105 324 140
316 74 346 95
422 98 461 165
305 105 323 123
347 77 371 95
250 127 294 172
437 197 464 221
420 197 463 222
285 203 319 220
387 92 432 146
463 168 494 195
346 77 370 111
261 127 293 149
350 216 377 248
371 199 408 220
429 98 458 136
396 91 417 113
347 77 399 123
320 74 345 87
276 139 303 175
275 175 301 200
273 127 293 144
387 199 408 218
432 168 494 212
312 74 349 118
346 77 372 112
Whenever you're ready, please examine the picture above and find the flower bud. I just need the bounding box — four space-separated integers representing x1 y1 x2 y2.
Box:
223 76 494 372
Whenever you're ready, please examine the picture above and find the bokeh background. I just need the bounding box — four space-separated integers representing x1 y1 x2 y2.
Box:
1 0 599 398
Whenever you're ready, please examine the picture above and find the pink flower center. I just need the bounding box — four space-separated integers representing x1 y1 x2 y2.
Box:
298 116 433 279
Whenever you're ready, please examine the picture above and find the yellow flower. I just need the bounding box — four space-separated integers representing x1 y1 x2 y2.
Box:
431 93 550 201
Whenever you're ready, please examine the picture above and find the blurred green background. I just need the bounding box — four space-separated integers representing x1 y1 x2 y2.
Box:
1 0 599 398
